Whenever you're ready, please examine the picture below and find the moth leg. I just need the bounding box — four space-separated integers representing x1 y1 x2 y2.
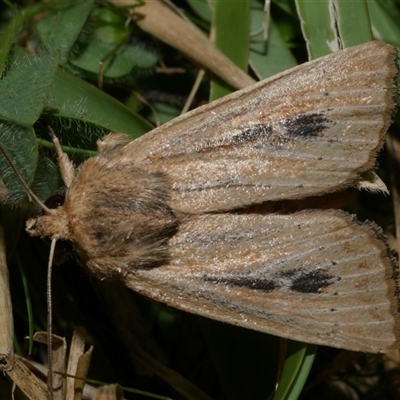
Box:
47 127 75 188
96 133 131 159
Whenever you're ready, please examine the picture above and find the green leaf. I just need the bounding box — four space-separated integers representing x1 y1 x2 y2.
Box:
187 0 212 22
249 7 297 79
35 0 95 64
0 3 47 74
68 5 157 80
69 41 157 77
0 52 59 126
0 52 59 205
46 69 153 140
0 123 37 204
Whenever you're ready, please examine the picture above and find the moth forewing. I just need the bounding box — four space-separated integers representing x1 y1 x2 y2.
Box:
25 41 400 354
122 211 400 353
117 41 398 214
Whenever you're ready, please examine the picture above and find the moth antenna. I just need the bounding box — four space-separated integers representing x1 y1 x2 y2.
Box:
47 238 56 400
47 126 75 188
0 145 53 214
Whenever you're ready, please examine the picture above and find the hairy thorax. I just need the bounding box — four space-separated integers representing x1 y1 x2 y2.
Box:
27 156 179 278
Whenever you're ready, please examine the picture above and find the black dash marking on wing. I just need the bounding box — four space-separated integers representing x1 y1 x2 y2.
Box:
283 113 330 138
275 268 338 294
231 124 272 144
202 267 339 295
204 275 276 292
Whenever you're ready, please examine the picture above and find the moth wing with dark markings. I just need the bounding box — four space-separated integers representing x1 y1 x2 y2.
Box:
24 41 400 353
122 210 400 353
109 41 397 214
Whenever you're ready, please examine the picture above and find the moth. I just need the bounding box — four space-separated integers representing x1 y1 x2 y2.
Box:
25 41 399 353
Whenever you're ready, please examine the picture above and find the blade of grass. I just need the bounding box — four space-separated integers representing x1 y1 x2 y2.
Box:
273 342 317 400
368 0 400 46
210 0 250 100
333 0 372 47
295 0 372 58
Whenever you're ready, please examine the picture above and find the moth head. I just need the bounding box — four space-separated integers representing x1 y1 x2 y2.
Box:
26 208 69 241
26 193 70 241
0 143 71 241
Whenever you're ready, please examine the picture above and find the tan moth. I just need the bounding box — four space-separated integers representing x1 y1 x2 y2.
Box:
25 41 399 353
